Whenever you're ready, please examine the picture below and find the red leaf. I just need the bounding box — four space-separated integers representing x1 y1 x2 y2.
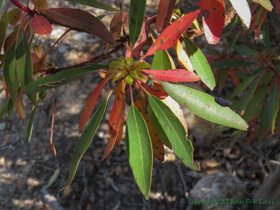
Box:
108 80 126 136
79 78 109 133
156 0 177 32
116 113 125 146
227 70 240 87
198 0 225 44
41 8 116 46
143 69 200 82
32 14 52 35
102 80 126 161
135 95 164 161
141 10 200 59
276 0 280 14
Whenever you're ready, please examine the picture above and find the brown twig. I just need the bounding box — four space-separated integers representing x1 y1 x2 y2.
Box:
47 36 128 74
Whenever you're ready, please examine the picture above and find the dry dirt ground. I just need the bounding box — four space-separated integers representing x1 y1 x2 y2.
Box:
1 0 280 210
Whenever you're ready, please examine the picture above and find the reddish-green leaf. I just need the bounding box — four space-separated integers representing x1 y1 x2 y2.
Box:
126 105 153 198
129 0 146 45
162 82 248 130
252 0 273 11
63 99 108 189
267 85 279 133
148 95 200 170
14 90 25 122
65 0 119 11
32 14 52 35
41 8 116 45
79 78 110 133
229 0 251 28
143 69 200 82
156 0 176 33
102 80 126 161
184 37 215 90
135 95 164 162
141 82 168 99
110 11 122 41
132 17 153 58
198 0 225 44
141 10 199 59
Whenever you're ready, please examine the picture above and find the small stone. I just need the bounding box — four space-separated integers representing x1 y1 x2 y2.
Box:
190 172 246 210
0 122 6 130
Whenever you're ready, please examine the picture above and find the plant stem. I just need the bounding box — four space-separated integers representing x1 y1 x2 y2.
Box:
10 0 34 16
129 85 134 105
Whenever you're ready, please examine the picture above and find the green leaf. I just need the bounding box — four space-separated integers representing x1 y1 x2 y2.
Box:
229 29 242 50
0 0 5 15
126 105 153 198
4 42 18 102
23 65 108 94
162 82 248 130
0 12 8 50
259 105 267 142
0 96 11 119
184 37 215 90
261 71 274 86
16 27 33 87
243 88 268 122
147 105 172 149
210 60 252 69
27 105 37 142
129 0 146 45
7 97 14 117
16 27 37 105
64 0 119 11
148 95 200 170
63 99 108 189
151 50 172 70
267 85 279 133
251 0 273 11
232 79 259 114
231 73 259 97
46 168 60 188
233 45 259 57
262 22 271 50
